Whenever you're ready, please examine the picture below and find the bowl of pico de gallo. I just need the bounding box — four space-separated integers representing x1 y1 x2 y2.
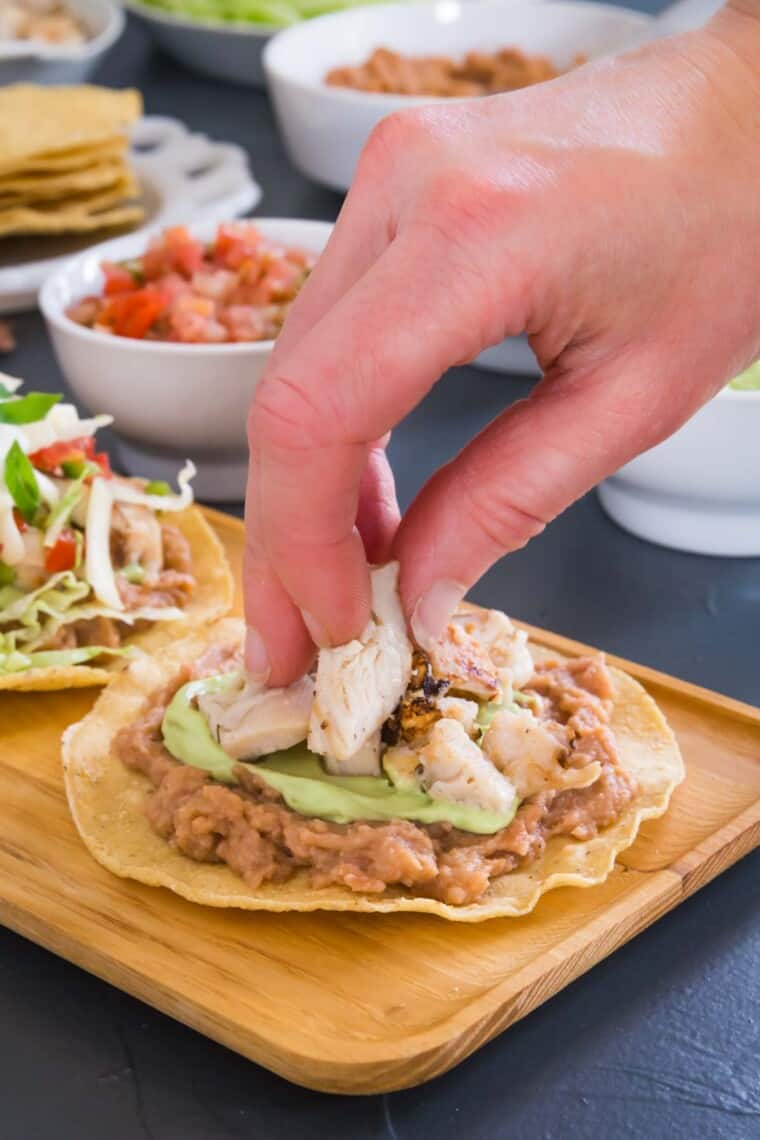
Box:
40 217 333 501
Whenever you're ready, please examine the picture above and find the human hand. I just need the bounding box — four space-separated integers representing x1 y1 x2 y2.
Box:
244 1 760 685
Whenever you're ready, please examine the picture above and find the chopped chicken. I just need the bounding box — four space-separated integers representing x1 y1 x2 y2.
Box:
324 732 381 777
14 527 47 591
308 563 412 771
382 743 421 787
437 696 479 736
482 707 601 798
420 719 516 816
475 610 534 690
198 674 314 761
431 608 535 700
110 500 163 576
427 615 502 700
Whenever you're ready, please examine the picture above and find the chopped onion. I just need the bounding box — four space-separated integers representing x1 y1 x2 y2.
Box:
21 405 114 453
34 468 59 509
84 477 123 611
0 372 23 395
0 490 24 565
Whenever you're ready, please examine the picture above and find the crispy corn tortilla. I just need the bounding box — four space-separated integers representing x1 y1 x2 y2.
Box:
0 141 128 179
0 86 141 175
62 617 684 922
0 174 143 237
0 160 131 204
1 509 233 693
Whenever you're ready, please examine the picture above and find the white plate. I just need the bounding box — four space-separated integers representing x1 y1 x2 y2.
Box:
0 115 262 315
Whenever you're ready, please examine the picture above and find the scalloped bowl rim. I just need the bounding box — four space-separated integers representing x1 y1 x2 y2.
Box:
0 0 125 60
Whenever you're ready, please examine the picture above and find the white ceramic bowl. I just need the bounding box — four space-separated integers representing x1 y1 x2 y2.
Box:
125 0 276 87
40 217 333 502
0 0 124 84
598 387 760 557
264 0 653 193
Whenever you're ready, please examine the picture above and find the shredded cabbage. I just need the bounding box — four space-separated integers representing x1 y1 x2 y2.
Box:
85 476 123 611
0 644 136 675
0 488 24 565
110 460 196 513
44 473 87 548
0 566 184 661
20 405 113 453
0 372 23 396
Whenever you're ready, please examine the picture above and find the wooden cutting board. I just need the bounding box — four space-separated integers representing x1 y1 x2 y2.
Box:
1 508 759 1094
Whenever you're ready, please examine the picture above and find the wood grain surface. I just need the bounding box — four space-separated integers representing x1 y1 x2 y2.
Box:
0 508 758 1094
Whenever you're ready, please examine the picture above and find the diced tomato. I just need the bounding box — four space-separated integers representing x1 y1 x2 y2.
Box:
141 226 205 280
44 528 78 574
29 435 111 479
12 509 27 533
91 450 111 478
30 438 86 472
102 262 139 296
214 223 262 271
101 287 167 339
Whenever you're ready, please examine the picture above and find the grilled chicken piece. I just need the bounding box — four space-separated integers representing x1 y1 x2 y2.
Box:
198 674 314 761
482 707 600 798
427 616 501 701
324 731 381 777
308 562 412 772
476 610 534 690
420 719 516 816
437 696 479 736
427 608 534 700
110 501 163 575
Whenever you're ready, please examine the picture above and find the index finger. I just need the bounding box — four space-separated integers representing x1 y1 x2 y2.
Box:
248 226 518 658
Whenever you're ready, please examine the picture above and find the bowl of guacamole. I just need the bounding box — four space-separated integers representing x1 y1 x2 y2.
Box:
728 360 760 391
125 0 400 87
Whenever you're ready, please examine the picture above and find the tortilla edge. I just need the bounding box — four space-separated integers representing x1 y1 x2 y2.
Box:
61 619 684 922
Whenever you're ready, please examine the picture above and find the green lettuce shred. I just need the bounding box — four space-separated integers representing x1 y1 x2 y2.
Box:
0 645 135 675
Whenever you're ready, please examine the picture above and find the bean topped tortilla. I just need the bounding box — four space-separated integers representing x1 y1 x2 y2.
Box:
63 567 683 920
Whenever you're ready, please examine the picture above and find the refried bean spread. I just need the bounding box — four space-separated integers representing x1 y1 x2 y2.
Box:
325 46 585 98
114 652 636 907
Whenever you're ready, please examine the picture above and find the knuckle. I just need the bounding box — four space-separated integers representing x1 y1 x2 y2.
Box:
247 372 323 452
461 470 548 558
358 107 429 178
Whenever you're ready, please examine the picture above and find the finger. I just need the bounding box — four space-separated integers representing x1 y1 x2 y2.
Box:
243 449 315 686
269 151 397 363
249 226 522 654
356 442 401 564
395 346 715 645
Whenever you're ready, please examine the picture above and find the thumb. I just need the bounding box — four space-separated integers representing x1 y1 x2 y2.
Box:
394 346 718 645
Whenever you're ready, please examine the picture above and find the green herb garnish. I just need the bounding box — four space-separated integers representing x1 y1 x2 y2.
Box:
145 479 171 496
0 561 15 587
4 441 39 522
0 392 60 425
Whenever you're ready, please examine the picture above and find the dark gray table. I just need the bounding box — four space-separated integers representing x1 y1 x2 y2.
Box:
2 12 759 1139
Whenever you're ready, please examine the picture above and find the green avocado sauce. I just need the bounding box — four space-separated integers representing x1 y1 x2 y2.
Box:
728 360 760 391
161 677 518 836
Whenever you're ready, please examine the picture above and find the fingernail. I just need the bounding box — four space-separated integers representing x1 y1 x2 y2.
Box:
245 626 270 682
300 609 331 649
411 580 466 650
